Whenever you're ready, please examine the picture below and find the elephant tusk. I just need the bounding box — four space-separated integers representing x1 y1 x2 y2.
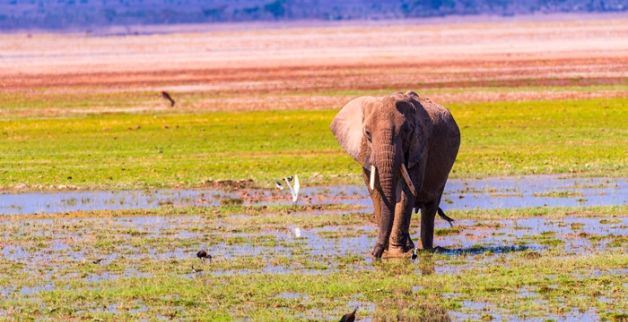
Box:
369 165 376 190
400 163 417 198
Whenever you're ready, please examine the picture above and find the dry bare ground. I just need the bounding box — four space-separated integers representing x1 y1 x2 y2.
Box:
0 13 627 115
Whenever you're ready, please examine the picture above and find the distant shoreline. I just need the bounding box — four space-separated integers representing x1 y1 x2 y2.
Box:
3 11 628 36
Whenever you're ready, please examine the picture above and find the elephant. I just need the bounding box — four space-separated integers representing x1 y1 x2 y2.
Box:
330 91 460 258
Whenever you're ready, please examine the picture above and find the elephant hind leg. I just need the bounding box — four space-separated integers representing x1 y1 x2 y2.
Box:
398 193 415 251
420 202 438 250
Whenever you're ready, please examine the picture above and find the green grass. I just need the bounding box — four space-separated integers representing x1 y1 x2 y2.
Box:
4 253 620 320
2 84 625 114
0 97 626 190
0 90 158 114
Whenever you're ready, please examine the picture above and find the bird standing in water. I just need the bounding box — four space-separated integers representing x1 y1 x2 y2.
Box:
161 91 176 107
339 307 358 322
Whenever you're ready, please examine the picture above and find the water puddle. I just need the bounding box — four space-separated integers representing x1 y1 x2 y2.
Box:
0 176 625 215
276 292 309 300
443 176 626 210
20 283 54 296
448 300 599 321
0 189 231 215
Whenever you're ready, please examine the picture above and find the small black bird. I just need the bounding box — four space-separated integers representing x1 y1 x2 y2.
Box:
92 258 103 264
339 307 358 322
196 250 212 262
161 91 176 107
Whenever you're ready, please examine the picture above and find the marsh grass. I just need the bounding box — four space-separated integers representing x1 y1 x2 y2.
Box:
0 205 626 320
0 97 626 191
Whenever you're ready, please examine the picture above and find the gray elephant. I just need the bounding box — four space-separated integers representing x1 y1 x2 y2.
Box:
330 91 460 258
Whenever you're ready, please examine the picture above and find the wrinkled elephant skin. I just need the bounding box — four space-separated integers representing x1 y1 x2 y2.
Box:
330 91 461 258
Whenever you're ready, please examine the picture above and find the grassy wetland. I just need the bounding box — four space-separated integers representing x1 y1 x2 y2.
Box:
1 205 626 320
1 14 627 321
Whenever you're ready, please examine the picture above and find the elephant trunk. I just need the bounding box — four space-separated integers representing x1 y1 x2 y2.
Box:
371 137 401 258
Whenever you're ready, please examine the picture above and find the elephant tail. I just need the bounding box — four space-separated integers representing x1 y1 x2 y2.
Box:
437 207 455 227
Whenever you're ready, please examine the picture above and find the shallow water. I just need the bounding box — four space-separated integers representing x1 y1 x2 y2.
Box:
4 214 623 272
1 208 625 319
443 176 626 210
0 189 230 215
0 175 626 215
0 180 624 320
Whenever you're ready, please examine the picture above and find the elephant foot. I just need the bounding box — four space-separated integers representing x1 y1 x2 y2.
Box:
371 243 386 258
382 244 415 258
386 232 414 258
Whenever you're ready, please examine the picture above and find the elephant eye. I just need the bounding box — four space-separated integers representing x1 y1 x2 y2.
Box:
364 129 372 141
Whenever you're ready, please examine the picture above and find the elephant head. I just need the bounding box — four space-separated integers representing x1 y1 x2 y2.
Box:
331 92 428 258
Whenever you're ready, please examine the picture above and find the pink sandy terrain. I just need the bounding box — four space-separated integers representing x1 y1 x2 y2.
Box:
0 13 626 115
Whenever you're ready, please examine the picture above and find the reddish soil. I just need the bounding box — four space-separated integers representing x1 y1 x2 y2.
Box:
1 14 626 115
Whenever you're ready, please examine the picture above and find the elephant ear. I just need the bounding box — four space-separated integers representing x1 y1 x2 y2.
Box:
330 97 371 164
406 96 429 170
